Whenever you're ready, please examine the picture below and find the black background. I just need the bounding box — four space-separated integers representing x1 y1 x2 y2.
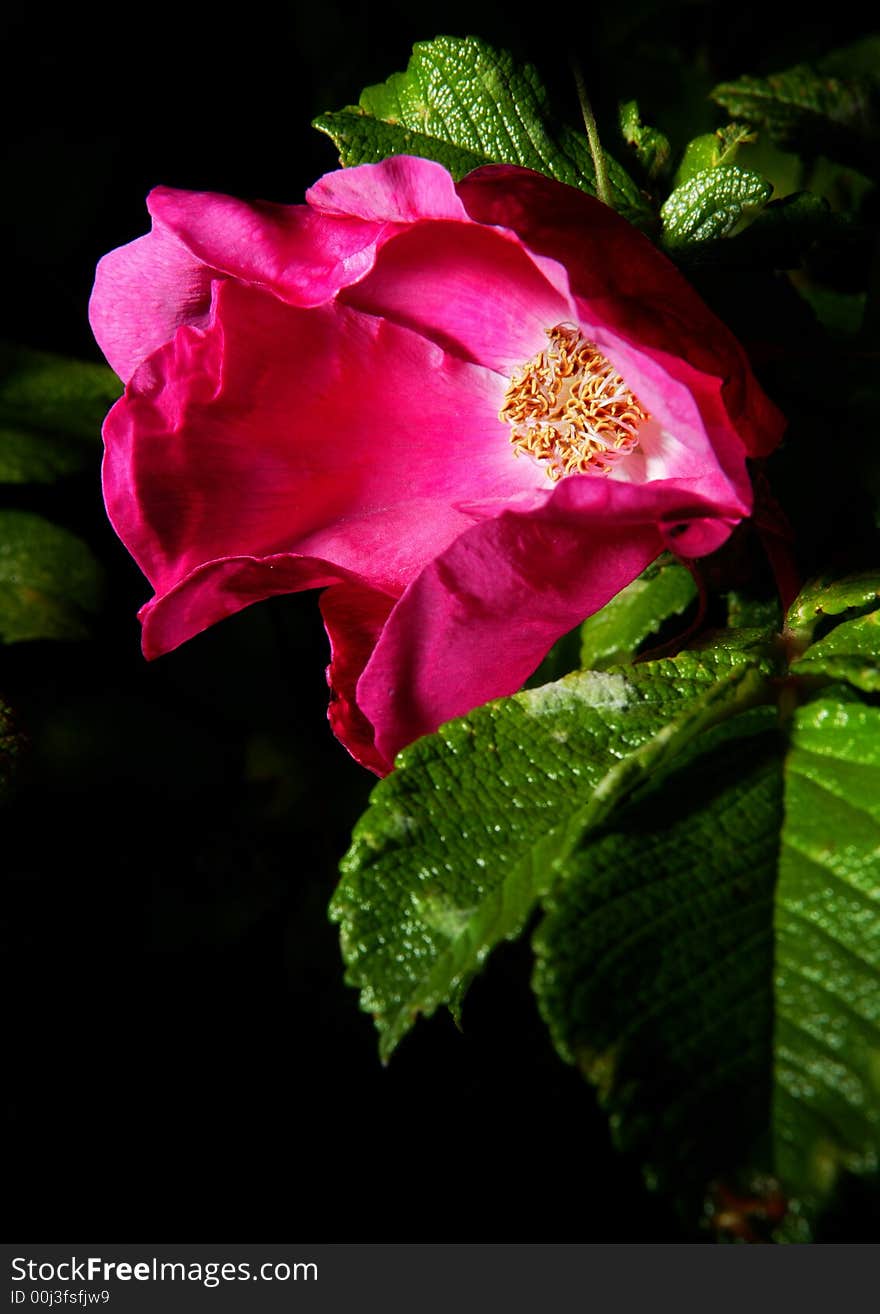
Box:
3 1 875 1241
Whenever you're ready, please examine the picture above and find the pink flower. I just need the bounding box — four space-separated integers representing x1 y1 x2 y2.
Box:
90 157 784 774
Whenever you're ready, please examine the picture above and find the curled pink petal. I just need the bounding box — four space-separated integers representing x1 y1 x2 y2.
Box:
145 185 385 307
358 478 737 766
89 224 216 385
320 583 397 775
306 155 469 223
140 553 347 660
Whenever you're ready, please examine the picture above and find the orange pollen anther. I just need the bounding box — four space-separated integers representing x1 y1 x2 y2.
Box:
499 323 649 480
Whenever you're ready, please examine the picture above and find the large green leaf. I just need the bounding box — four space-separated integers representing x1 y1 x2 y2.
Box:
786 572 880 645
775 697 880 1224
332 645 776 1060
0 510 104 642
661 166 772 248
313 36 651 226
579 555 697 670
533 714 782 1218
711 42 880 175
532 685 880 1238
618 100 671 181
791 610 880 692
0 343 120 484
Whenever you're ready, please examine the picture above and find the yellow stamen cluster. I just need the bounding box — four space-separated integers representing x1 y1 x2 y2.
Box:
499 323 649 480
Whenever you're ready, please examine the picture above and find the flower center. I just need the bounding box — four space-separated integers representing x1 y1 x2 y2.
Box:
499 323 649 480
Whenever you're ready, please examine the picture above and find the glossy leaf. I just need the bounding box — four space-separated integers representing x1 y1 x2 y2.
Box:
671 192 857 270
313 36 651 226
533 715 781 1216
333 646 776 1060
661 166 772 248
791 610 880 692
775 697 880 1221
579 555 697 670
786 573 880 646
533 687 880 1236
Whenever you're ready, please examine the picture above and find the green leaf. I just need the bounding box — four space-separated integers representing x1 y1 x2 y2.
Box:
673 123 755 187
775 697 880 1219
0 510 104 642
727 592 783 632
671 192 857 270
0 343 120 484
618 100 671 180
332 646 777 1060
711 46 880 175
579 555 697 670
661 166 772 248
532 686 880 1237
791 610 880 692
533 715 782 1218
313 36 651 227
786 573 880 646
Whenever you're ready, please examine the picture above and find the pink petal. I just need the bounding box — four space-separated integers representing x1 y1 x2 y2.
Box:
90 185 388 383
321 583 397 775
306 155 469 223
584 321 753 514
147 185 384 307
341 218 572 372
89 225 215 384
104 279 549 650
357 477 740 767
140 553 347 660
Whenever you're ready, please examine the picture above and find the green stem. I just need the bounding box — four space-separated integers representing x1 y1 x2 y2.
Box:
571 59 613 209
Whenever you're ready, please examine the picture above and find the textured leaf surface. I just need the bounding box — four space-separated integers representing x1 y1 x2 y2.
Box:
661 166 772 247
791 610 880 691
533 688 880 1235
618 100 671 180
579 555 697 669
671 192 856 270
787 573 880 644
0 343 119 484
0 510 103 642
673 124 755 186
314 36 650 226
775 698 880 1215
711 48 880 174
533 717 781 1207
333 647 776 1059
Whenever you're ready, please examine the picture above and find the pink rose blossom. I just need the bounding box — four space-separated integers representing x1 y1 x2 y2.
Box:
90 156 784 774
